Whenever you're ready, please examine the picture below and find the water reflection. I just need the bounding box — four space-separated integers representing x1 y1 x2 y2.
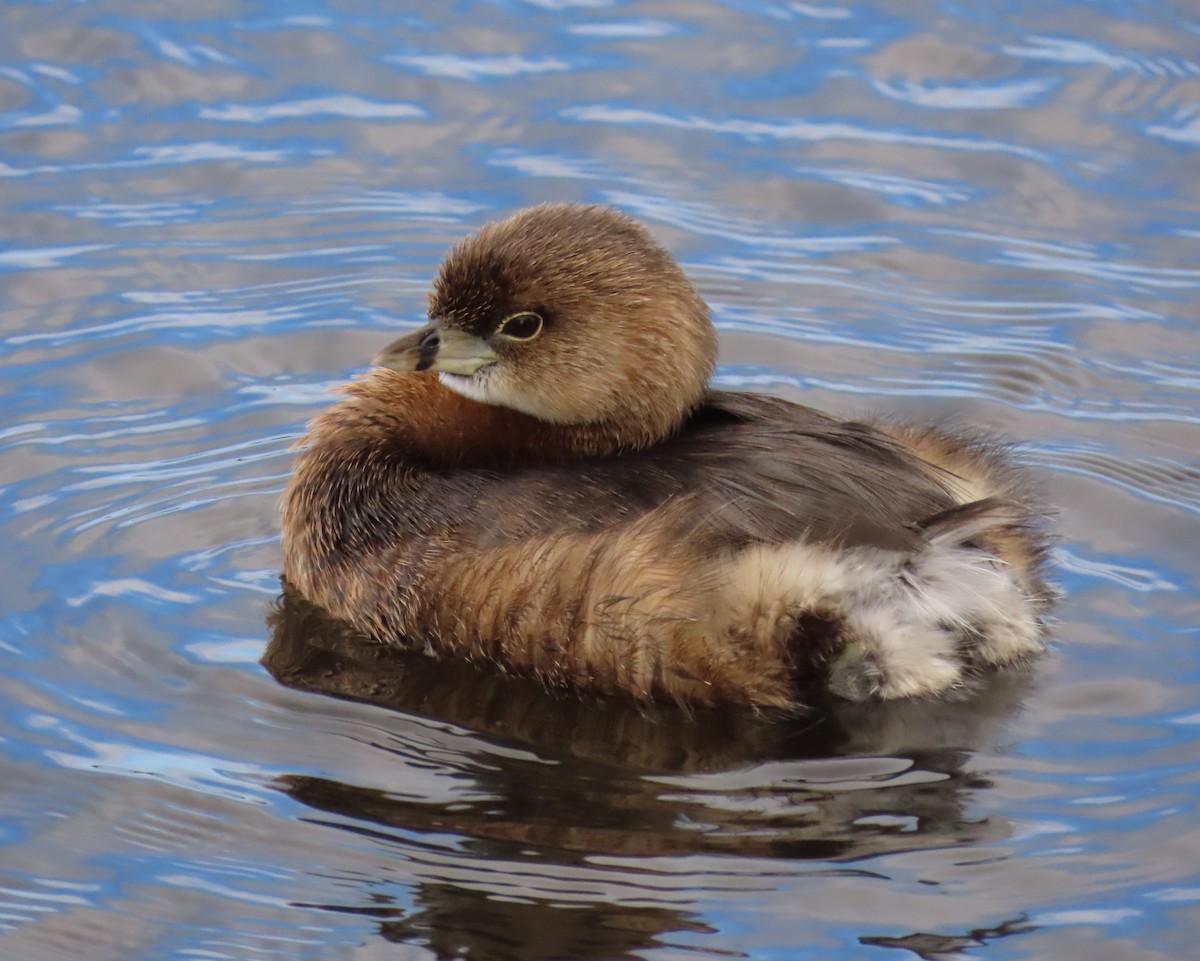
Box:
264 586 1039 957
862 914 1036 961
300 872 713 961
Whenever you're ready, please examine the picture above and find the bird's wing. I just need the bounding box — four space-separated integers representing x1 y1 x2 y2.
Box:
427 391 959 555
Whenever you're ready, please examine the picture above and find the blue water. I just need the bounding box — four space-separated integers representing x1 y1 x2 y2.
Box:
2 1 1199 959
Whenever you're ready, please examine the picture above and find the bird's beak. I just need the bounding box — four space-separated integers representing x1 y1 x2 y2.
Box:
372 321 498 376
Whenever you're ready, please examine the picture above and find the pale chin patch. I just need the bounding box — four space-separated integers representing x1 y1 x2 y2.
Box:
438 371 496 406
438 370 566 423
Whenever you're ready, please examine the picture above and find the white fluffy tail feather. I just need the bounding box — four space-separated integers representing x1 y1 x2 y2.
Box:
717 519 1045 701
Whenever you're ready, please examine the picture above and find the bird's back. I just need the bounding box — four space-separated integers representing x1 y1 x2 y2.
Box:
428 391 959 556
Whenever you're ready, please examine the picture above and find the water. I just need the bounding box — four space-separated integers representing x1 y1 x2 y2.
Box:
2 1 1198 958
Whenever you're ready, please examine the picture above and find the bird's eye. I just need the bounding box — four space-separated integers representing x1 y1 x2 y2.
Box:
497 311 544 342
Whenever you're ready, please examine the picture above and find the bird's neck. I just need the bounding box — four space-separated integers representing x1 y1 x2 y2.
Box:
301 370 675 468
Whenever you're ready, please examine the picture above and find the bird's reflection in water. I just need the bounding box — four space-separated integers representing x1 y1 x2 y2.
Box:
297 884 714 961
264 586 1039 960
861 915 1035 960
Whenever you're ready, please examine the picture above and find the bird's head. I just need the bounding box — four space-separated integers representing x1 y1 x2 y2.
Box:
373 203 717 449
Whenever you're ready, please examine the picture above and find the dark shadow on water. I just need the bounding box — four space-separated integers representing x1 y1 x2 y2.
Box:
303 889 718 961
861 914 1037 960
263 586 1040 961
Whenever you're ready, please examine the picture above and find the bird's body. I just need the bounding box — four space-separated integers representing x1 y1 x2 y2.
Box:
283 204 1050 710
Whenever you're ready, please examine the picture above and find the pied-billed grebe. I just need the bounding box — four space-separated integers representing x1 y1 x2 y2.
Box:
282 203 1051 710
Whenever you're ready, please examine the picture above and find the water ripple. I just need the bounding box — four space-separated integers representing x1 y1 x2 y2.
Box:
1004 35 1200 78
388 53 571 81
568 20 680 39
200 96 426 123
0 141 318 179
1036 445 1200 516
793 165 974 206
872 77 1058 110
0 244 111 269
564 104 1049 160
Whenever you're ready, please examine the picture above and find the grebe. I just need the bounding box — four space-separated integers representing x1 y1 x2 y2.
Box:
282 204 1050 710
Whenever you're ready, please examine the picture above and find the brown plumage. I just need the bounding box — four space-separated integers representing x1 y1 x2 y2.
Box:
282 203 1052 711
